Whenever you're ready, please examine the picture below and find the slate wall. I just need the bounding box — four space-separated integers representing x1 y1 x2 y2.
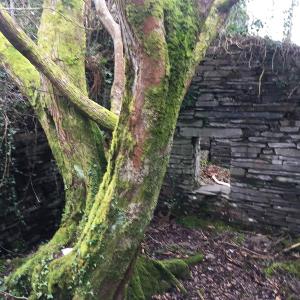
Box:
0 119 64 253
165 38 300 234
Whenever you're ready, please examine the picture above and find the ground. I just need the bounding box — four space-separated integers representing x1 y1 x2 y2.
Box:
145 216 300 300
1 215 300 299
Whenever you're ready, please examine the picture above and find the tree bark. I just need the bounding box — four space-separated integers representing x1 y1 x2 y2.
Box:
94 0 125 115
1 0 238 299
1 0 107 297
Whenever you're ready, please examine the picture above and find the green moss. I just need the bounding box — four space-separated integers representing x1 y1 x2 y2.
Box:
125 1 163 38
144 31 166 60
0 33 40 99
6 225 76 297
127 257 174 299
127 254 203 299
177 215 237 233
161 254 204 279
127 257 180 299
38 0 87 88
265 260 300 279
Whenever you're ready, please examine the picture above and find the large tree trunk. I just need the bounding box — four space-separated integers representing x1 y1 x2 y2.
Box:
0 0 237 299
1 0 107 294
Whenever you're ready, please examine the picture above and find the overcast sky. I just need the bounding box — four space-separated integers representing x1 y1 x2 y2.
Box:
247 0 300 45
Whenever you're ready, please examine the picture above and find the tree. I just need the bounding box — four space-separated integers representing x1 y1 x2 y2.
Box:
283 0 299 43
0 0 237 299
225 0 249 35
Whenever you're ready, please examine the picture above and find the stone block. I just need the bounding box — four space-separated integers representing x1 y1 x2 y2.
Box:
230 167 246 176
275 148 300 157
268 143 296 148
280 127 300 133
179 127 243 138
261 131 284 138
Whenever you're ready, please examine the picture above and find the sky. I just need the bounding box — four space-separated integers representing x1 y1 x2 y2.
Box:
246 0 300 45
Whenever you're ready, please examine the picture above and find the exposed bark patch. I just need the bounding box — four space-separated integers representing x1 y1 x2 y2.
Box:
48 100 69 147
143 16 160 35
129 15 166 170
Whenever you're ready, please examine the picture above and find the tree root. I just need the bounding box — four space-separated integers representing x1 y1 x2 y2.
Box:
5 225 76 298
6 244 203 300
127 254 204 300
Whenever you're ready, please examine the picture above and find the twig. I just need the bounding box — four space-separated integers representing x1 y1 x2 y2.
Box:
0 244 19 255
271 46 278 71
272 235 288 247
288 85 298 99
0 6 95 30
283 242 300 253
258 68 265 97
197 289 205 300
222 241 272 259
30 177 40 203
212 175 230 187
224 251 243 268
0 291 28 300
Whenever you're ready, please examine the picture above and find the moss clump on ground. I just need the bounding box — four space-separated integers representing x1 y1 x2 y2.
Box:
177 215 234 232
177 216 246 245
265 260 300 279
127 254 203 300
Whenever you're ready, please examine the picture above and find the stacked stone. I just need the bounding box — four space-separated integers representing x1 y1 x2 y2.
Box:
165 37 300 234
0 126 64 253
164 137 199 190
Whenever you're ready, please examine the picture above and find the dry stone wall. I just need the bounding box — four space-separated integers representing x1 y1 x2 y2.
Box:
165 38 300 234
0 118 64 254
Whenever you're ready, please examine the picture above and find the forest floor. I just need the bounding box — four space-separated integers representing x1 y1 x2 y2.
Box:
145 215 300 300
1 215 300 300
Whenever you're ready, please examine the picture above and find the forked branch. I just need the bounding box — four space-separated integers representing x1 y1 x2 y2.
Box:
0 5 117 130
94 0 125 115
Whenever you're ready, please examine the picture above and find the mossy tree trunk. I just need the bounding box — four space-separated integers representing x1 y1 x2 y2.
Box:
0 0 237 299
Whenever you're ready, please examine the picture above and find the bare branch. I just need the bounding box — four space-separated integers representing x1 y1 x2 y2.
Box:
94 0 125 115
0 5 117 130
0 290 28 300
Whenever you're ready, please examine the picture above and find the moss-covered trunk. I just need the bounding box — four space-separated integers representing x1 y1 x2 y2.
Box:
0 0 237 299
2 0 107 295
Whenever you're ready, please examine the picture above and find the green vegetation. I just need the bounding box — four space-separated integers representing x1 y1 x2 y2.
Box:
127 254 203 300
265 260 300 279
177 215 245 244
178 215 233 232
225 0 249 35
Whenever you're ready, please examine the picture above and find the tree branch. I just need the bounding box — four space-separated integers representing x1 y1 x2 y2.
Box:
0 5 117 130
217 0 239 13
93 0 125 115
